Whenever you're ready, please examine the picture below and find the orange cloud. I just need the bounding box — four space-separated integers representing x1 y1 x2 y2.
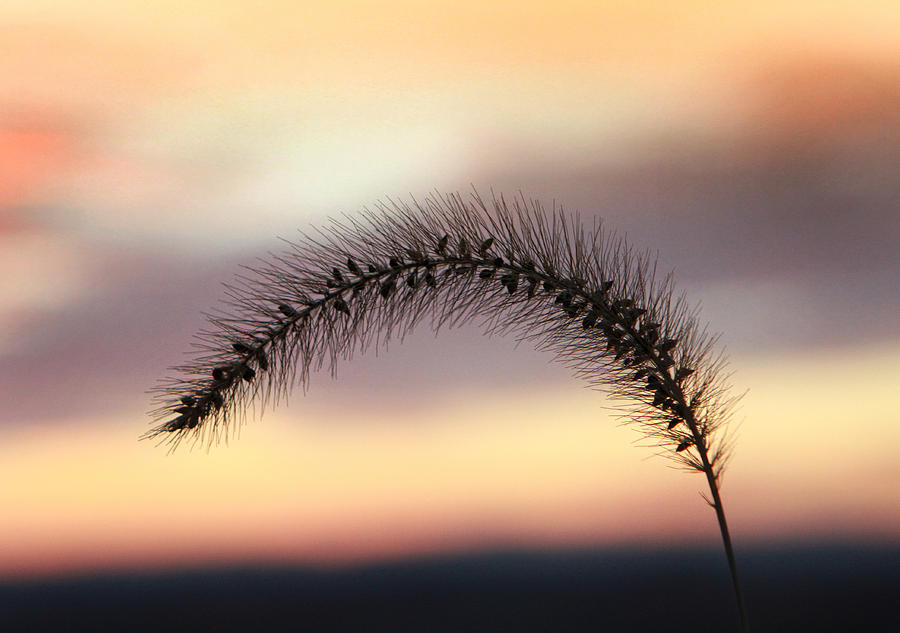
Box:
0 116 73 210
742 56 900 151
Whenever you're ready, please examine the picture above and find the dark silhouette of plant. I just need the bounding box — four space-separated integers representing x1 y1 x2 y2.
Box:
146 191 749 631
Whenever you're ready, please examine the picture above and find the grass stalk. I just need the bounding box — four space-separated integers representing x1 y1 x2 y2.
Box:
703 458 750 633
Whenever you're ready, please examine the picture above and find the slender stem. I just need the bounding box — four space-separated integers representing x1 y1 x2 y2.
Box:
698 444 750 633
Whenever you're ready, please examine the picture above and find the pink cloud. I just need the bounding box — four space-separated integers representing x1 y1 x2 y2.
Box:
0 116 73 210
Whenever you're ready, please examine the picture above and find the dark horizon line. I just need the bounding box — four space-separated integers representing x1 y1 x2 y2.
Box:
2 537 896 586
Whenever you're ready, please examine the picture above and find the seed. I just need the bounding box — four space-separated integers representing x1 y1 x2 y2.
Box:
334 298 350 315
332 267 344 283
406 248 425 263
232 342 252 354
242 367 256 382
652 390 666 407
565 302 584 317
406 272 418 288
667 418 682 430
347 258 361 275
676 439 694 452
631 349 649 363
436 234 449 253
479 268 494 279
478 237 494 253
278 304 297 317
659 338 678 353
165 416 186 432
500 273 519 293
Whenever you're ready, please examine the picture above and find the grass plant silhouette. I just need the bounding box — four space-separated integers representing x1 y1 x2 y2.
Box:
147 191 749 631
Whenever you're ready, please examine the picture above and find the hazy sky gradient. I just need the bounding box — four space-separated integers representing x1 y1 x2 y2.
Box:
1 1 898 578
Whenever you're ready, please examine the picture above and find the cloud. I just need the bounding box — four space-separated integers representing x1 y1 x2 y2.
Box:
0 232 102 355
0 115 75 210
0 247 247 423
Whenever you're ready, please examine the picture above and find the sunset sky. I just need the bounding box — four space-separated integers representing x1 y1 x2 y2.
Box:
1 1 898 579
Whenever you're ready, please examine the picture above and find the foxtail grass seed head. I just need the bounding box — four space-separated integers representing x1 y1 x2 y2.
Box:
145 191 739 480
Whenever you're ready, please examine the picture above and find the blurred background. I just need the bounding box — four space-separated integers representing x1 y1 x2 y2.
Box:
1 1 898 630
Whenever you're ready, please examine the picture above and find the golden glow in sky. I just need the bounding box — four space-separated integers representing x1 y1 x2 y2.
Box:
2 345 898 577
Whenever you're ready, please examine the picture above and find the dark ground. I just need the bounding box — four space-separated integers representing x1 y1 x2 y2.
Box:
1 543 897 632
